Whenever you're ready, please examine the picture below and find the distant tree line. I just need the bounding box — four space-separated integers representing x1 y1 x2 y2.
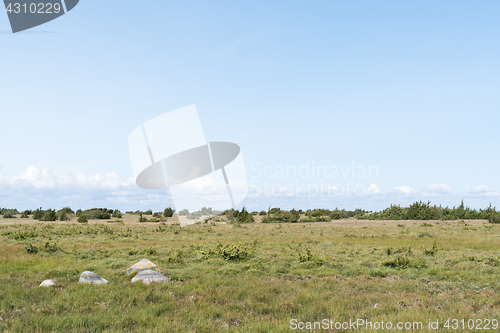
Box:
359 200 500 223
1 208 20 219
261 208 301 223
223 207 254 224
76 208 113 220
259 207 368 223
2 201 500 223
184 207 223 220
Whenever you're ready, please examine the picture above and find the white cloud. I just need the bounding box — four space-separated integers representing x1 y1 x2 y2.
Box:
0 166 163 211
9 166 56 189
3 166 135 192
394 185 415 194
139 194 166 206
1 166 499 212
326 185 340 192
465 185 495 194
427 183 452 193
365 183 381 194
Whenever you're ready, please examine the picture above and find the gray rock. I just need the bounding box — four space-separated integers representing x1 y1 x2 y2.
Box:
126 259 157 274
79 271 108 285
131 269 166 284
39 279 56 287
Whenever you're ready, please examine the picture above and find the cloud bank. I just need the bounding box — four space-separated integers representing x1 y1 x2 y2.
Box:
0 166 499 212
0 166 170 211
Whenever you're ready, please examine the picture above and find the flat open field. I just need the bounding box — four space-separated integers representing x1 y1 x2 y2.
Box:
1 216 499 332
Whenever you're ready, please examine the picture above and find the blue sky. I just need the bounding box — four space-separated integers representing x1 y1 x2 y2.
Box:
1 1 499 212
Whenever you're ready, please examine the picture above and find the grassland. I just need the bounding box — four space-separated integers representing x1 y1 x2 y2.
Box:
1 215 500 332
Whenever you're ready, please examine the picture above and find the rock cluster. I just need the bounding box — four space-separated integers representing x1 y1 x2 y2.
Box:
78 271 109 285
131 269 167 285
40 258 166 287
39 279 56 287
126 259 157 274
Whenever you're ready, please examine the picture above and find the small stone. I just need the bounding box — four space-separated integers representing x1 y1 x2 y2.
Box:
39 279 56 287
131 269 166 285
126 259 157 275
79 271 108 285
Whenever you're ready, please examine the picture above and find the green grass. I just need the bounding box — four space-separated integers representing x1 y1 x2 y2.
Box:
0 220 500 332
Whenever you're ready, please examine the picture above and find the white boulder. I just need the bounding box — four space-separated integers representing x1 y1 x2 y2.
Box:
126 259 157 274
39 279 56 287
79 271 108 285
131 269 166 284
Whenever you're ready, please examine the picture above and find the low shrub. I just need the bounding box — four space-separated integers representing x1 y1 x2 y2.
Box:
302 216 330 222
32 208 44 220
112 210 122 218
215 242 250 260
59 211 67 221
14 228 37 240
187 212 202 220
386 246 412 255
138 212 148 222
297 246 324 265
77 215 88 223
42 209 57 221
167 249 184 264
196 240 258 261
30 208 57 221
144 246 157 255
25 243 38 254
330 210 342 220
236 207 254 223
3 210 16 218
57 207 74 218
487 211 500 224
153 224 168 233
423 239 441 256
164 207 175 218
200 207 213 215
261 209 300 223
382 256 427 269
84 208 112 220
43 242 61 254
